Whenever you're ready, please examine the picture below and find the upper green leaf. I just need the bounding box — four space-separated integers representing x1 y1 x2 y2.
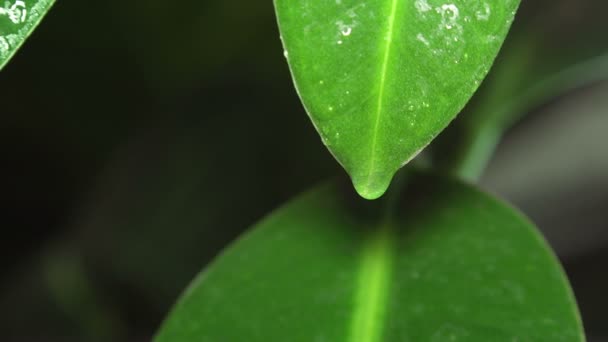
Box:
155 170 583 341
0 0 55 71
275 0 519 199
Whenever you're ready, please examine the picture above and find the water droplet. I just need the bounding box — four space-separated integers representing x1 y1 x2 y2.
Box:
416 33 430 47
336 19 358 41
415 0 432 13
475 3 491 21
0 0 28 24
337 40 343 45
328 106 334 112
283 50 288 58
0 37 9 58
441 4 460 20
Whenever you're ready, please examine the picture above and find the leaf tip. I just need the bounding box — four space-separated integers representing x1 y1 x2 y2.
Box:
352 172 392 200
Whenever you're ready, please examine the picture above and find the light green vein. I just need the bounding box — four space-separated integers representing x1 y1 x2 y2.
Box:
363 0 400 196
349 224 394 342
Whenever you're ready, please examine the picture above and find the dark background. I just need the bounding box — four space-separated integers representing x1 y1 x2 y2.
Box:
0 0 606 341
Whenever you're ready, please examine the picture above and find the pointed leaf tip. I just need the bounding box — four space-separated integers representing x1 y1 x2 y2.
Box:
352 170 394 200
276 0 521 196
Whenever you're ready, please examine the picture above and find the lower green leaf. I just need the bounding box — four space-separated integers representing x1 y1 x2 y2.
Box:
155 170 583 341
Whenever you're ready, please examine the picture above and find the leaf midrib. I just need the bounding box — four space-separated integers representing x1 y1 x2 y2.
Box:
364 0 401 194
349 224 394 342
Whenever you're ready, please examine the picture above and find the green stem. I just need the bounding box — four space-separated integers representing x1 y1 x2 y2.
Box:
441 53 608 182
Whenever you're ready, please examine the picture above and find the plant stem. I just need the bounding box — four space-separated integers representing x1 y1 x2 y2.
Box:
437 53 608 182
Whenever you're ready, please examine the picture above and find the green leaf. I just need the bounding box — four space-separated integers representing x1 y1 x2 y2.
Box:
430 0 608 180
155 170 583 341
0 0 55 71
274 0 520 199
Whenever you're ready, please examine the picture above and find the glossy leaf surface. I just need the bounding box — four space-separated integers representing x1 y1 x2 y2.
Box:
275 0 519 199
155 170 583 341
0 0 54 70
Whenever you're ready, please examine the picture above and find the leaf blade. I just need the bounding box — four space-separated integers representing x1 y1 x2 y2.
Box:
155 170 583 341
275 0 520 199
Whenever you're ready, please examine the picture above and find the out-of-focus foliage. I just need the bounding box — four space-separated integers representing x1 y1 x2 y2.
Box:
431 0 608 179
156 171 583 341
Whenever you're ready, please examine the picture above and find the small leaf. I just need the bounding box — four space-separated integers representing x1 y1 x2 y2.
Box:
274 0 520 199
155 170 583 341
0 0 55 71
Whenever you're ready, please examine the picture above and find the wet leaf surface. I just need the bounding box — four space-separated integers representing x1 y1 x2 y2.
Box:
275 0 519 199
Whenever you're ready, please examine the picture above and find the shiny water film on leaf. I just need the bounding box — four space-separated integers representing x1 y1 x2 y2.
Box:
155 171 583 342
0 0 55 70
274 0 520 199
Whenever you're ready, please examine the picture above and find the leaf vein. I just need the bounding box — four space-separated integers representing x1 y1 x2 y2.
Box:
349 224 394 342
364 0 400 195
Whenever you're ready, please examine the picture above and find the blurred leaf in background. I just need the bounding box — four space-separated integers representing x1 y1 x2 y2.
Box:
156 171 583 341
481 83 608 340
